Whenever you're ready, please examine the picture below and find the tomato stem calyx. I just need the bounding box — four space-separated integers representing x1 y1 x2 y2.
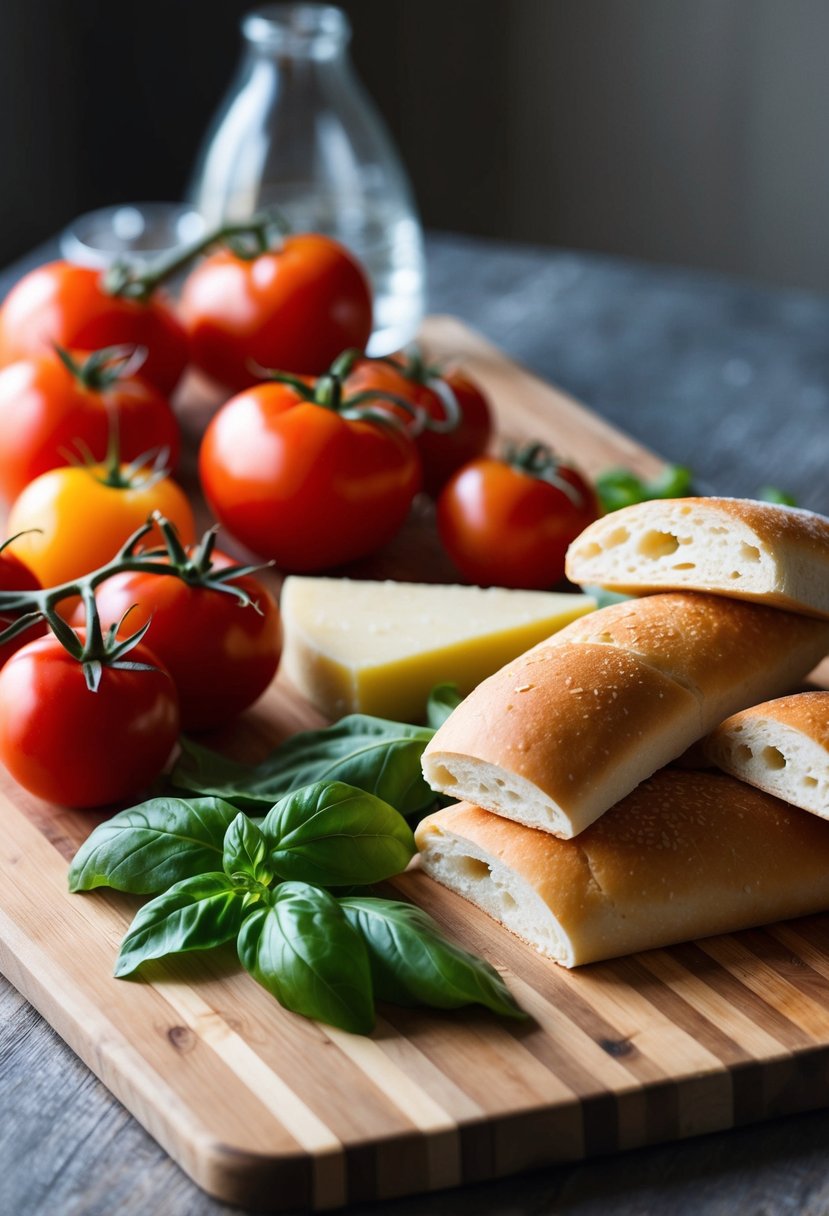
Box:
54 344 149 393
258 349 441 435
504 441 589 509
0 514 275 680
360 346 463 436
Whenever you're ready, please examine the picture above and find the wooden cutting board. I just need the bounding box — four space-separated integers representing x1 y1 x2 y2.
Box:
3 317 829 1212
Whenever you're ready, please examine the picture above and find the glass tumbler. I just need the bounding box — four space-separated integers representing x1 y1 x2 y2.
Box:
187 3 426 355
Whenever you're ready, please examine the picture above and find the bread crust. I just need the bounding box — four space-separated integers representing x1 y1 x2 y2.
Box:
565 497 829 617
550 591 829 727
422 640 701 837
415 770 829 965
423 597 829 837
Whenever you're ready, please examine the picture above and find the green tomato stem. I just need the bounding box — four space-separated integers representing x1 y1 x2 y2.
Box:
103 208 292 303
0 514 273 670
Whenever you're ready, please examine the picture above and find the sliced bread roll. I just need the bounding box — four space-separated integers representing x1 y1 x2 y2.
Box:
415 770 829 967
565 497 829 616
422 593 829 838
545 591 828 730
707 691 829 818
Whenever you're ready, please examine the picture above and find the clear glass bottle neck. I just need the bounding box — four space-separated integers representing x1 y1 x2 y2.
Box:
242 4 350 62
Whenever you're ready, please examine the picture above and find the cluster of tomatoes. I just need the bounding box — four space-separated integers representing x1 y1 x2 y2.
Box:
0 220 601 809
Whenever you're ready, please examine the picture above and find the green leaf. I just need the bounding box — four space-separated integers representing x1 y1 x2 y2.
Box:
238 883 374 1033
171 715 436 817
426 683 462 730
68 797 241 894
758 485 797 507
262 782 416 887
595 463 693 514
223 813 272 886
340 897 525 1019
594 468 647 513
114 873 248 977
645 463 692 498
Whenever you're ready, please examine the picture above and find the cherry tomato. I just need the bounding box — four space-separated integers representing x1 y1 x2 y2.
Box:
346 357 493 494
0 262 188 396
199 382 421 571
0 633 179 807
0 548 44 667
6 464 195 588
181 234 373 392
72 554 282 731
437 448 599 589
0 348 180 504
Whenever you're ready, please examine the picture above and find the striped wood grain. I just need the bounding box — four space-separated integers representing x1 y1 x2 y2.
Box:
3 319 829 1210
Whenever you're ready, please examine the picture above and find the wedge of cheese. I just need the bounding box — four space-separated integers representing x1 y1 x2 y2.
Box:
280 577 596 722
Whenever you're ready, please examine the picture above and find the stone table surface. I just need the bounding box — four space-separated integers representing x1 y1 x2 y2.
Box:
3 231 829 1216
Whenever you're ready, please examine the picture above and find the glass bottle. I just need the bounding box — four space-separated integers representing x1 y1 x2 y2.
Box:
187 3 426 355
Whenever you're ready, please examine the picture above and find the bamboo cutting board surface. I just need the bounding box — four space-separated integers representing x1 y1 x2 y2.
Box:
4 317 829 1211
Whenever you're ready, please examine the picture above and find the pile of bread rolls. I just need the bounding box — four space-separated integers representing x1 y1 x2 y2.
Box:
415 498 829 966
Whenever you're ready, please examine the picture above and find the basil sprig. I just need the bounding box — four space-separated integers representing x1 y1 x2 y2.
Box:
595 463 692 514
239 884 375 1035
68 796 241 894
172 714 436 816
115 873 249 978
340 897 522 1016
72 780 524 1033
426 683 463 730
263 781 416 887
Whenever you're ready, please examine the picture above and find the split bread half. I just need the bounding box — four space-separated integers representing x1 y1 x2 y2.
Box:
565 497 829 617
707 691 829 819
415 770 829 967
422 592 829 838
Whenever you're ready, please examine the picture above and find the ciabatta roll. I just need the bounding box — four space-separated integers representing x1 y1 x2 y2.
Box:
422 593 829 838
707 691 829 818
565 497 829 617
415 770 829 966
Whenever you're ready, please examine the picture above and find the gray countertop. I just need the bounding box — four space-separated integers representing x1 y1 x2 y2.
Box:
3 232 829 1216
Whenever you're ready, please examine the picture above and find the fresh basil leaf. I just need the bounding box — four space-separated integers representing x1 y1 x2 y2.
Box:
68 797 241 895
758 485 797 507
262 781 416 887
340 897 525 1019
426 683 462 730
645 463 692 499
594 468 647 513
223 813 272 886
238 882 374 1034
171 715 436 816
595 463 692 514
114 873 248 977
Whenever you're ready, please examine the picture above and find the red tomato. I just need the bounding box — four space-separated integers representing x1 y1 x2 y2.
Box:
199 382 421 571
346 358 493 495
72 555 282 731
0 549 44 667
0 634 179 807
0 349 180 503
0 262 188 396
437 452 599 589
181 234 372 391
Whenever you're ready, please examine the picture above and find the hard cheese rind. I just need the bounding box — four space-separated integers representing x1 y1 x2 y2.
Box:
280 577 596 721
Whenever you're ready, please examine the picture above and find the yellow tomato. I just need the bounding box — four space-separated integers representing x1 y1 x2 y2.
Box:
6 464 195 588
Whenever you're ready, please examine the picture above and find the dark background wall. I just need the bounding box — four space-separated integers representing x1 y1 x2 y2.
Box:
1 0 828 290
